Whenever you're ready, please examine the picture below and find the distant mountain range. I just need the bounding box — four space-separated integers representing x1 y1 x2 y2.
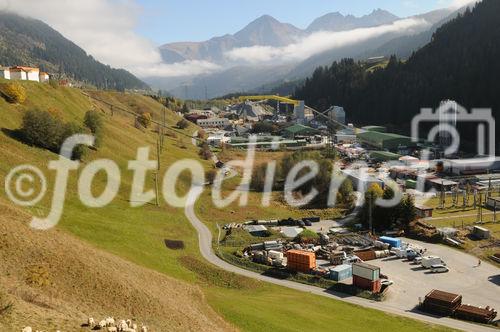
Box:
0 12 148 90
159 9 401 64
148 8 461 99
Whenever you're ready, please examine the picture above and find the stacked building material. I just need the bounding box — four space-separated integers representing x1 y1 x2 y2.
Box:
352 262 381 293
285 250 316 273
422 290 462 316
454 304 497 324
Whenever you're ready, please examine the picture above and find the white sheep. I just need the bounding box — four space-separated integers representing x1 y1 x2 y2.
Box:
22 327 32 332
99 320 107 329
88 317 95 327
117 320 128 331
132 323 137 330
107 327 117 332
141 325 148 332
126 319 132 327
105 317 115 327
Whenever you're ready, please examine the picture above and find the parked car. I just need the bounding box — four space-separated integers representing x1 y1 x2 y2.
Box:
430 264 449 273
413 256 423 265
381 280 394 286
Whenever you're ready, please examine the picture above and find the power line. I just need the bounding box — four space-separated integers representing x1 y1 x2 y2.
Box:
83 92 202 142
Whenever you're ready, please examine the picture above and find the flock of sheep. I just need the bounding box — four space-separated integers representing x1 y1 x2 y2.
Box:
22 317 148 332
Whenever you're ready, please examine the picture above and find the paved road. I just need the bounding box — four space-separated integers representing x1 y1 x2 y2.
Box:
187 132 498 332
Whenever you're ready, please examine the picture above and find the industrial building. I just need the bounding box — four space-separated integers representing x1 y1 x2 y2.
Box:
443 157 500 175
357 131 415 151
196 117 230 129
283 124 320 139
369 151 401 161
343 169 385 191
327 106 346 125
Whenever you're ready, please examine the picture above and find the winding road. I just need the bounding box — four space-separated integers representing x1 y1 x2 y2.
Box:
186 133 498 332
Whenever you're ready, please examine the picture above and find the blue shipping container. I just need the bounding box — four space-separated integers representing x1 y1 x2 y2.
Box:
329 264 352 281
379 236 401 248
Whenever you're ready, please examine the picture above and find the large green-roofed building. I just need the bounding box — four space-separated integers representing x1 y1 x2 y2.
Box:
283 124 319 138
357 131 414 151
369 151 401 161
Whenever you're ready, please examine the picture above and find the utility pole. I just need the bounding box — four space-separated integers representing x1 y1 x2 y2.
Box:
155 137 161 207
368 193 373 235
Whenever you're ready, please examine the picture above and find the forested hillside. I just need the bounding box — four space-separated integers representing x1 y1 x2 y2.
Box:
295 0 500 150
0 12 148 91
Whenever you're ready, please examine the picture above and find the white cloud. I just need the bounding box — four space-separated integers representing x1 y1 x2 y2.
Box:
225 18 431 65
134 60 221 77
0 0 219 78
448 0 480 9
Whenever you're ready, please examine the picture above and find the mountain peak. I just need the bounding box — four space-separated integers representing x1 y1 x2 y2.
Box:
307 9 399 32
234 14 302 47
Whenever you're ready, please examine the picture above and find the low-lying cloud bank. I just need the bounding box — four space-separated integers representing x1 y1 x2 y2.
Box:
225 18 431 65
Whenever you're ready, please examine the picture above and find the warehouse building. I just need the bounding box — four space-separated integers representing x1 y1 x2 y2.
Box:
369 151 401 161
357 131 415 151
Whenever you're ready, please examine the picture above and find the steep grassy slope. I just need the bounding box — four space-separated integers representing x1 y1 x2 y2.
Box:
0 81 455 331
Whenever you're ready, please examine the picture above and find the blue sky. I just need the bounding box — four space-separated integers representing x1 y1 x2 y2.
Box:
136 0 455 44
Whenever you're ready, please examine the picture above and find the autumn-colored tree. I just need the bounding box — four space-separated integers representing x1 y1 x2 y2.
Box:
1 82 27 103
137 112 152 128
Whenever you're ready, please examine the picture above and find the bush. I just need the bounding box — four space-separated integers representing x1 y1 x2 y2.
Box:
1 82 27 103
84 110 104 147
294 229 320 244
137 112 152 128
197 129 207 140
49 79 59 89
84 110 103 134
20 109 86 159
199 142 213 160
176 118 189 129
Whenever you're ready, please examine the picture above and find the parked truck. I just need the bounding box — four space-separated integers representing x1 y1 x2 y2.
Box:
391 247 418 258
421 256 444 268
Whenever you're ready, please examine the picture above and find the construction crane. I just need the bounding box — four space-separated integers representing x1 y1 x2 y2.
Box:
237 95 300 106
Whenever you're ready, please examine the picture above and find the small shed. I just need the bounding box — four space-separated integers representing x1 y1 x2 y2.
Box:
415 204 433 218
244 225 268 237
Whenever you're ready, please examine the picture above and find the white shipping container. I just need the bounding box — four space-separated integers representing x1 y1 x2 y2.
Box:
352 263 380 281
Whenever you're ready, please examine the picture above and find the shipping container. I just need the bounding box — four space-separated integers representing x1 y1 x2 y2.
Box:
422 290 462 316
379 236 401 248
329 264 352 281
353 275 381 293
352 262 380 281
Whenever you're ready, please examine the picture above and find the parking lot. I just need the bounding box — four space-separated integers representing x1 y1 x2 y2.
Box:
373 239 500 312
